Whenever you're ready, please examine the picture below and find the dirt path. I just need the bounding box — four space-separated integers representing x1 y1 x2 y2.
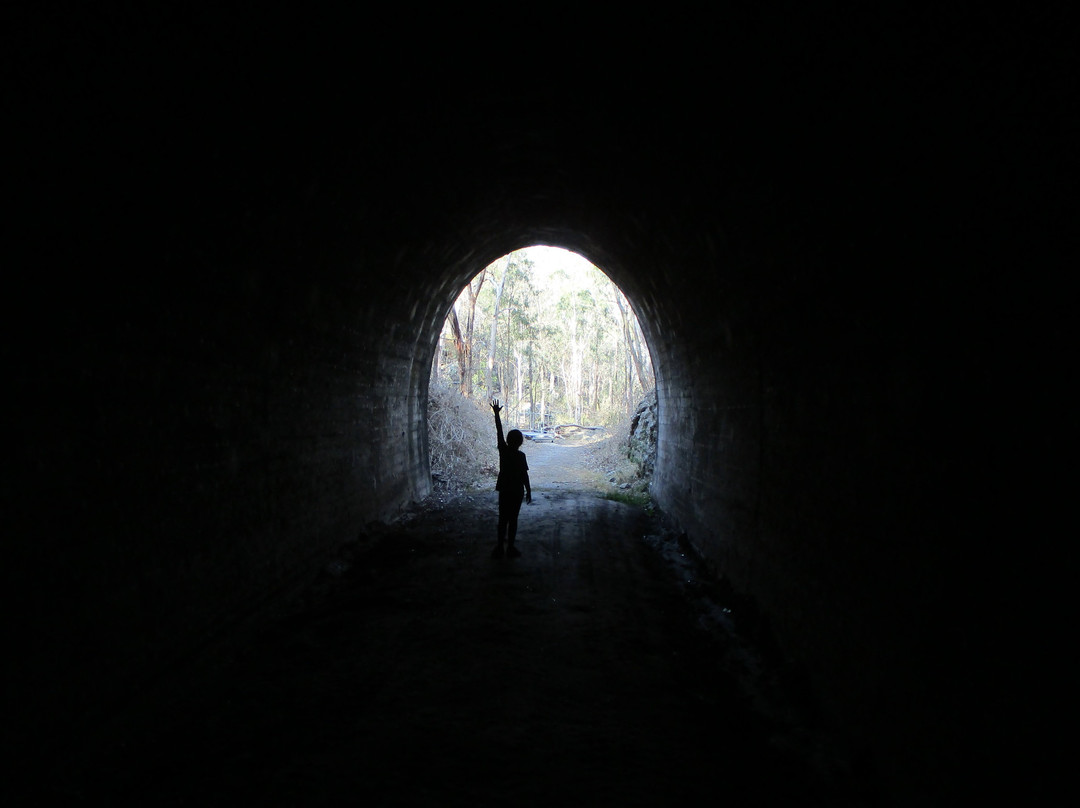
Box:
522 440 610 492
57 444 873 806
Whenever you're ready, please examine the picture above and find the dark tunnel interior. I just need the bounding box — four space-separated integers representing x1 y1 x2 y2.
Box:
8 7 1064 805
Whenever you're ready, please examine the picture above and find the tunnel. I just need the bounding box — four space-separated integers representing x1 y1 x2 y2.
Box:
9 8 1056 806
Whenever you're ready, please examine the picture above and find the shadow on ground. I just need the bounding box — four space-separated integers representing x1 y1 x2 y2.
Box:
50 452 880 806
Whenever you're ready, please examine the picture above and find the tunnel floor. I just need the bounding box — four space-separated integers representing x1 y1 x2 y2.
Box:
60 444 875 806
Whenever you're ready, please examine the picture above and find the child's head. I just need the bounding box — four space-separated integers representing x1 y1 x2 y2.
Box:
507 429 524 449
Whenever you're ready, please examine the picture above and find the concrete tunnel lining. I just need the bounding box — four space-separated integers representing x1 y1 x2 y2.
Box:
9 12 1043 802
319 199 948 779
15 134 968 802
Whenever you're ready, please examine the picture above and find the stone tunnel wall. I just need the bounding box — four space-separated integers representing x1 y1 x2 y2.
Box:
10 10 1045 803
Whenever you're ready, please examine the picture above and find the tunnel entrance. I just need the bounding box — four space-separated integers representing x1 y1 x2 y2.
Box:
425 246 656 496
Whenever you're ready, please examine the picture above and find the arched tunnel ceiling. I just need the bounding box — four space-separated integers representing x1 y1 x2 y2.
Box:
11 9 1057 802
289 90 781 401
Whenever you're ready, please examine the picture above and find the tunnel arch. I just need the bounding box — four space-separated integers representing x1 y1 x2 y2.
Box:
402 235 678 511
371 194 748 537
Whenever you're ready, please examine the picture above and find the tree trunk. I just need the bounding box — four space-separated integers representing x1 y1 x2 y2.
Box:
615 293 649 400
632 313 654 391
515 347 524 408
449 270 487 398
448 308 469 397
486 260 509 396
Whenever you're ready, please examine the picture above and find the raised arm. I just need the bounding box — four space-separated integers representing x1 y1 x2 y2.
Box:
491 399 506 449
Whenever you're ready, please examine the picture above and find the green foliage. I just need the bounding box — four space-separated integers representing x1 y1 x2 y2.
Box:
599 487 653 509
432 247 654 428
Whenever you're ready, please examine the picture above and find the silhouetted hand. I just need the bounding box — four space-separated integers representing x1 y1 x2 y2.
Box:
526 492 532 504
491 399 502 413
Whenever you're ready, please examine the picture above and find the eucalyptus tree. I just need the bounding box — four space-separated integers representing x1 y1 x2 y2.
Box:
448 268 486 397
434 247 653 427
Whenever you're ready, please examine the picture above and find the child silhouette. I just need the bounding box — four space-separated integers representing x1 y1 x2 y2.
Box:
490 399 531 559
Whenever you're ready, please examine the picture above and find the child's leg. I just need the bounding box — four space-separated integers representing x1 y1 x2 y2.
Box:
506 493 523 545
492 509 507 558
497 508 508 544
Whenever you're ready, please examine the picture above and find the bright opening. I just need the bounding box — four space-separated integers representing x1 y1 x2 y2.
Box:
429 246 656 496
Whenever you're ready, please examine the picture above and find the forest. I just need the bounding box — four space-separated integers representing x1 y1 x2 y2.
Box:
431 247 654 430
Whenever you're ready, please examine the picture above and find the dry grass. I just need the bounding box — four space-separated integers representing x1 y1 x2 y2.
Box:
583 419 639 484
427 382 495 490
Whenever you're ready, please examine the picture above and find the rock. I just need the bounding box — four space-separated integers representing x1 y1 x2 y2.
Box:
628 389 658 479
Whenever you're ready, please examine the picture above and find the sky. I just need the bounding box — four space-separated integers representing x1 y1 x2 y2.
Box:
519 246 600 292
